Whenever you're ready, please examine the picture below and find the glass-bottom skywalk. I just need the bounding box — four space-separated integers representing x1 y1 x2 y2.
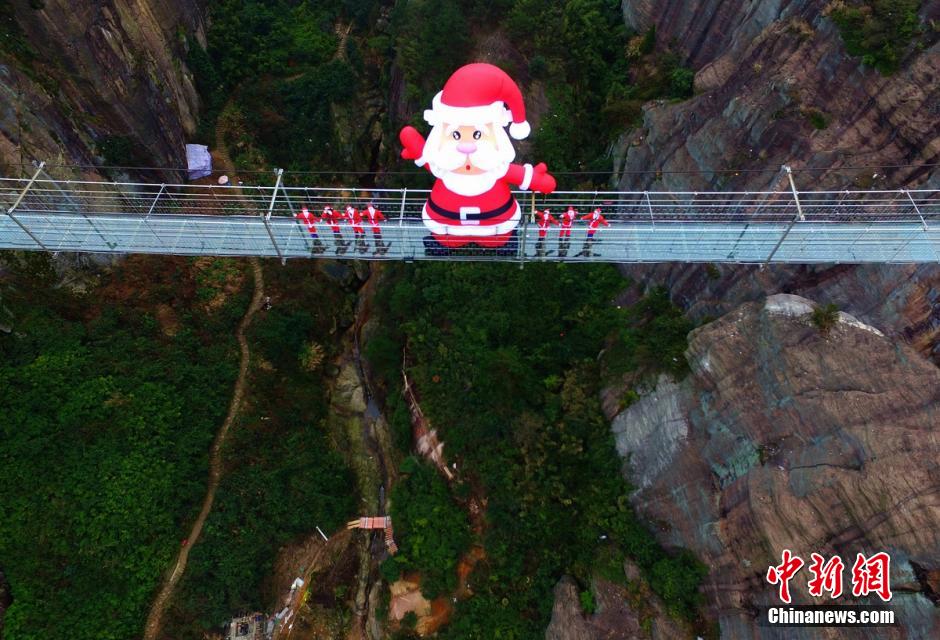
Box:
2 175 938 264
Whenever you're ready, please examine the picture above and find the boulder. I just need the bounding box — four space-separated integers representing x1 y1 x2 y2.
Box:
613 294 940 638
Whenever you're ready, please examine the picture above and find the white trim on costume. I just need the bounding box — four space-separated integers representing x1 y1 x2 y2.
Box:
520 164 534 190
423 92 512 128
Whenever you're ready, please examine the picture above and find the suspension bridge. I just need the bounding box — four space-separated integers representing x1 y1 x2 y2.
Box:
2 164 938 264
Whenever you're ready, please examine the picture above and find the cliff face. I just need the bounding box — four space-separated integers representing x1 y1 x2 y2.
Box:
616 0 940 357
617 0 939 191
0 0 205 178
613 294 940 639
545 573 693 640
617 263 940 364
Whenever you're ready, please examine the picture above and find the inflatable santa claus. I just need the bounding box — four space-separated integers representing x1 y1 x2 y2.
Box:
399 63 556 253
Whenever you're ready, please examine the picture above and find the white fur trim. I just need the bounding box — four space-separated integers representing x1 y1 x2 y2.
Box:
509 120 531 140
520 163 534 190
422 201 520 236
424 92 512 128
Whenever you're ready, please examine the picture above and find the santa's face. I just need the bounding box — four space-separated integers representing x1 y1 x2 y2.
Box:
423 122 515 196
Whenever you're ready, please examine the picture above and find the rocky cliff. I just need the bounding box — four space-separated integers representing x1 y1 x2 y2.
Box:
612 294 940 639
545 573 694 640
615 0 940 358
616 263 940 364
0 0 205 179
617 0 939 191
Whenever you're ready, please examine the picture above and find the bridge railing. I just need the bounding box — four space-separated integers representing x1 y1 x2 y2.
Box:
2 175 939 263
3 177 939 222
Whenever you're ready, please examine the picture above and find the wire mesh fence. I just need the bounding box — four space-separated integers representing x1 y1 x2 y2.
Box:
2 177 938 263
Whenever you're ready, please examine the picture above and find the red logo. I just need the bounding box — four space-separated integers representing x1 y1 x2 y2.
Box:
766 549 804 604
807 553 845 598
851 552 892 602
766 551 892 603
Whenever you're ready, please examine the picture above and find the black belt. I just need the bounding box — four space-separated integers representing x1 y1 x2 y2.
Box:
427 194 515 221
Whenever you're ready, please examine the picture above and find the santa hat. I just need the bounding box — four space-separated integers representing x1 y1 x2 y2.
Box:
424 63 531 140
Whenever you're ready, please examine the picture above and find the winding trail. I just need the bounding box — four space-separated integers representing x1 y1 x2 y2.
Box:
143 257 265 640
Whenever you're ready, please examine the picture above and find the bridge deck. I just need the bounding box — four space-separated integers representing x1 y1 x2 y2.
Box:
2 177 938 264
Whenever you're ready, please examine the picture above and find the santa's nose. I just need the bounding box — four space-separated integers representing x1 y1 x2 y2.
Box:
456 142 477 155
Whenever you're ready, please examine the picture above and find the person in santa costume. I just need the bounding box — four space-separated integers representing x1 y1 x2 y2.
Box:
345 204 368 254
558 205 578 257
295 205 326 254
534 208 558 258
363 203 388 255
399 63 556 256
577 207 610 257
321 205 348 254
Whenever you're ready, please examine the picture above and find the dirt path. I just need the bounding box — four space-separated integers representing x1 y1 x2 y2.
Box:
143 258 265 640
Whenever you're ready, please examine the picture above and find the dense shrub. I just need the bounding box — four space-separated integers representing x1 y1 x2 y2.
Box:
388 458 471 598
0 259 244 640
811 302 840 335
831 0 922 74
367 264 705 636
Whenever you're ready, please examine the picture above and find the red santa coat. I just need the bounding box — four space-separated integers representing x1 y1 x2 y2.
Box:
322 207 342 231
582 209 610 234
400 126 556 249
536 210 558 238
346 206 364 233
422 178 520 248
296 206 320 234
364 206 385 232
559 207 578 237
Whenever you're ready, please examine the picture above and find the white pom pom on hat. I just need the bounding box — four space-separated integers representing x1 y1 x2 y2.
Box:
508 120 531 140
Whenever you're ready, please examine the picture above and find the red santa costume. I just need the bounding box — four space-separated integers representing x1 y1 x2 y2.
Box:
297 205 326 253
581 208 610 236
296 206 320 237
364 203 388 253
346 205 368 253
322 205 349 251
559 206 578 238
399 63 556 250
346 205 364 236
536 209 558 238
364 204 385 233
322 206 343 232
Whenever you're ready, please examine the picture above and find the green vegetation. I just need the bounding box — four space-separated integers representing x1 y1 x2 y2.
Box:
831 0 923 74
162 261 357 637
0 255 244 640
189 0 363 174
188 0 695 186
0 1 35 63
603 286 695 381
0 256 357 640
368 263 706 636
807 109 828 130
579 588 597 614
811 302 840 335
98 135 150 168
385 457 471 598
392 0 471 106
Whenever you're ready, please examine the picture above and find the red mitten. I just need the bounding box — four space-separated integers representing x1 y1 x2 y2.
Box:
529 162 556 194
400 126 426 161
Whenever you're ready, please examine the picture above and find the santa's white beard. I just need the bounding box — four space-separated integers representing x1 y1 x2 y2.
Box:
432 164 508 196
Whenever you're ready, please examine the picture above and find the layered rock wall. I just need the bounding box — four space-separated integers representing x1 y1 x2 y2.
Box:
613 294 940 638
617 0 940 191
616 0 940 358
0 0 205 178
